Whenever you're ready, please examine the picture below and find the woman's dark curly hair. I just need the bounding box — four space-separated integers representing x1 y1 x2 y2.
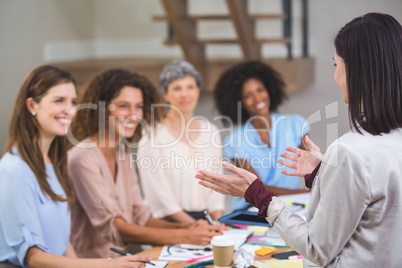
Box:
214 61 287 126
71 68 164 147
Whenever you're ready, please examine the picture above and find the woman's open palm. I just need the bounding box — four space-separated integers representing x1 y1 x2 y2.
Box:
278 135 322 177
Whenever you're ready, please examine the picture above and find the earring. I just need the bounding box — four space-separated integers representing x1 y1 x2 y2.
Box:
32 112 36 116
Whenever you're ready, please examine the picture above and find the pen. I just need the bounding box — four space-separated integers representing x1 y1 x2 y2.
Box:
186 254 213 263
110 248 155 266
184 259 214 268
252 243 291 248
203 210 218 225
288 255 303 260
285 200 308 207
232 223 248 229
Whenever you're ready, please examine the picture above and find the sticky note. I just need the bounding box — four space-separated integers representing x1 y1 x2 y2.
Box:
254 246 277 256
247 225 270 234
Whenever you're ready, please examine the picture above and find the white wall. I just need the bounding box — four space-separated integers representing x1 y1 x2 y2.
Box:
43 0 307 61
93 0 165 39
0 0 401 153
278 0 402 150
0 0 94 152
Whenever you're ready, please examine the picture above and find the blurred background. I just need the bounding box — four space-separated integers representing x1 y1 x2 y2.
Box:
1 0 401 154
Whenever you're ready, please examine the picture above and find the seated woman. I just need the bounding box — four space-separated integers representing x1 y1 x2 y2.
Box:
137 60 225 224
0 65 150 268
214 61 312 211
68 68 224 258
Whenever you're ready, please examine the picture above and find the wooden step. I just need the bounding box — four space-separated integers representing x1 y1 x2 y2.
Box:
153 14 230 21
250 14 286 20
205 58 315 92
164 38 238 46
153 14 284 21
198 39 239 45
159 0 206 74
164 38 290 46
53 58 173 92
257 38 291 44
54 57 314 93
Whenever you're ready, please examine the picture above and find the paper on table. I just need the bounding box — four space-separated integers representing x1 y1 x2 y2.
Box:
247 225 270 234
254 259 303 268
158 228 252 261
223 228 253 249
264 228 286 246
246 228 287 247
158 244 213 261
277 193 310 205
240 244 262 252
146 261 168 268
278 192 311 220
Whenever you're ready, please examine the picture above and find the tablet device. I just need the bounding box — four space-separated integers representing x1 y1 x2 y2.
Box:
272 250 299 259
218 210 271 227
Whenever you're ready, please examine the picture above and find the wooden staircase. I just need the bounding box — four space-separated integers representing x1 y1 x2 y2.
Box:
55 0 314 93
152 0 314 92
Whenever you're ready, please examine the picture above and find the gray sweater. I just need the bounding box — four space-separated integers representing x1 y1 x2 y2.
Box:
266 128 402 267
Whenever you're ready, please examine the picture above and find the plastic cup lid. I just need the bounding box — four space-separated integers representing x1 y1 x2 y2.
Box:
211 235 235 247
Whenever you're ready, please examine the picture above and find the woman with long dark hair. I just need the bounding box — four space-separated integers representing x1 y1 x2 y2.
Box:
197 13 402 267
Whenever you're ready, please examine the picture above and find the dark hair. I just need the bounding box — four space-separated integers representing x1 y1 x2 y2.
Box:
71 69 164 146
5 65 76 205
214 61 287 125
335 13 402 135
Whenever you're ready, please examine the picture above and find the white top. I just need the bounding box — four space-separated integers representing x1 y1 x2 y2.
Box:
137 119 225 219
266 128 402 267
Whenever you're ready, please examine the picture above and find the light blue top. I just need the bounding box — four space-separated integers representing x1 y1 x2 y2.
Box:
0 150 70 267
224 114 310 211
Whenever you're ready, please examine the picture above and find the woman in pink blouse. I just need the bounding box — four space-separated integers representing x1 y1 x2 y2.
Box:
0 65 151 268
68 68 225 258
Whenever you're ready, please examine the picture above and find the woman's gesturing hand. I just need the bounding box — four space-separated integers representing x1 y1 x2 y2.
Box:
196 162 258 197
278 135 322 177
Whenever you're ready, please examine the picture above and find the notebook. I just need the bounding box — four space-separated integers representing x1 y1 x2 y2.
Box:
254 259 303 268
222 228 253 249
158 228 253 261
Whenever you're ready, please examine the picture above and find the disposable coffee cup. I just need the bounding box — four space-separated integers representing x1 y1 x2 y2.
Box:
211 235 235 268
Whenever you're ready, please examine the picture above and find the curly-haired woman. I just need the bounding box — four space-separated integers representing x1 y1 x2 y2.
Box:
68 68 224 258
0 65 150 268
214 61 314 211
